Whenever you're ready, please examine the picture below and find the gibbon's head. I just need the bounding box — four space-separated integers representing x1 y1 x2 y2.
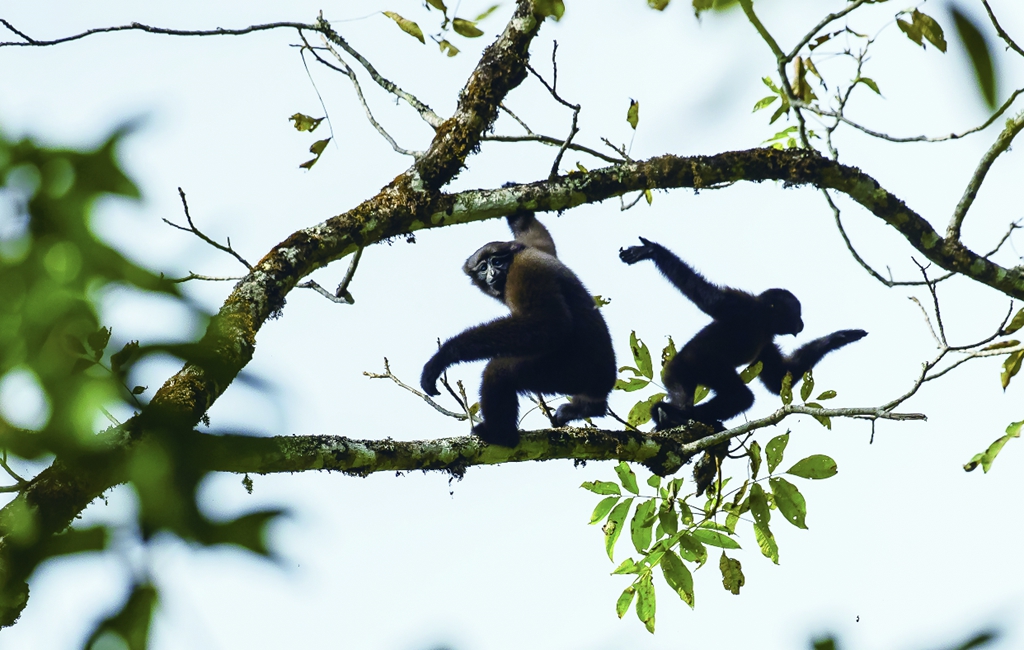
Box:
759 288 804 336
463 241 526 301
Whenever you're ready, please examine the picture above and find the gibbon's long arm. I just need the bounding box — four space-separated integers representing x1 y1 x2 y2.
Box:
507 211 557 257
757 330 868 394
619 237 749 321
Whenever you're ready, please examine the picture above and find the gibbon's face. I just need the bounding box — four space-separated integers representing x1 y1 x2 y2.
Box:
760 288 804 336
463 241 524 301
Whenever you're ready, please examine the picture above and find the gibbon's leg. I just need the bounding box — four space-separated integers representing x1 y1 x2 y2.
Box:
690 367 754 425
475 357 526 447
552 394 608 427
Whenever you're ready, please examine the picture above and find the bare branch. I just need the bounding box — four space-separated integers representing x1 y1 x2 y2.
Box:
165 188 253 269
306 33 420 158
526 45 583 180
364 358 478 422
314 14 442 128
169 273 245 283
481 135 624 164
947 112 1024 241
981 0 1024 58
0 18 315 47
785 0 874 62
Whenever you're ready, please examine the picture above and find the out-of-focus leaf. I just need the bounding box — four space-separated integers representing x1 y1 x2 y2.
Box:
85 583 158 650
1003 308 1024 335
382 11 425 44
438 39 460 57
205 509 285 557
951 8 996 108
475 4 500 21
452 18 484 37
426 0 448 12
648 0 670 10
534 0 565 20
1002 350 1023 389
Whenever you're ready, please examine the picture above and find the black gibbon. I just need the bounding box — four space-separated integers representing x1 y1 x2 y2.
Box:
619 237 866 430
420 214 616 447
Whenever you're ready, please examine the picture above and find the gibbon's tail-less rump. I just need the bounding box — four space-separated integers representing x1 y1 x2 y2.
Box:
420 213 616 447
619 236 866 431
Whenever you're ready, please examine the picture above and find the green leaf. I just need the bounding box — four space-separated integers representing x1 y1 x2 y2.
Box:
1003 308 1024 335
615 376 650 392
659 550 694 607
658 502 678 537
646 474 661 490
534 0 565 20
648 0 670 10
749 440 762 480
612 558 640 575
131 385 147 395
786 454 838 480
748 483 770 527
678 499 693 526
581 480 621 496
952 9 996 108
693 384 710 405
71 357 96 374
592 294 611 308
802 402 833 430
109 340 140 377
299 137 331 170
382 11 425 44
752 95 778 112
426 0 448 12
615 461 640 495
452 18 484 37
740 361 762 383
635 573 656 633
855 77 882 95
288 113 324 132
897 17 924 47
1001 350 1023 389
676 533 707 566
65 335 87 356
816 389 837 400
626 99 640 130
753 522 779 564
627 392 666 428
643 188 653 205
690 528 740 549
770 477 808 529
914 9 947 53
660 337 677 371
719 553 744 595
780 372 793 405
206 509 284 556
631 499 657 553
964 420 1022 473
438 39 460 57
603 498 634 560
800 370 814 402
87 326 111 358
765 432 789 474
590 496 621 524
629 332 653 379
615 586 636 618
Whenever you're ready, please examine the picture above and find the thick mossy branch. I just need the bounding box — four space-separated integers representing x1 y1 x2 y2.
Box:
194 428 704 478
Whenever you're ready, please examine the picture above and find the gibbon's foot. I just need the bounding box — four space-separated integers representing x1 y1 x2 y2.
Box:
551 396 608 427
472 422 521 448
651 400 692 430
618 237 657 265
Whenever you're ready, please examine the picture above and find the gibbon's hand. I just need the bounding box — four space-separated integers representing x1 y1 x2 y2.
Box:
619 237 658 265
829 329 868 347
420 355 445 397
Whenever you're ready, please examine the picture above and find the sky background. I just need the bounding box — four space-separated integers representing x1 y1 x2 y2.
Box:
1 1 1024 649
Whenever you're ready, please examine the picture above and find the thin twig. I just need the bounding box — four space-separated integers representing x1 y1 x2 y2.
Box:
480 135 624 164
981 0 1024 58
166 188 253 270
170 273 245 283
784 0 874 62
525 46 584 181
499 103 534 134
364 358 479 422
314 13 442 128
308 33 419 157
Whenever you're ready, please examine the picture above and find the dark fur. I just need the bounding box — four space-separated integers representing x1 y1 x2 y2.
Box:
619 237 866 430
420 216 616 446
